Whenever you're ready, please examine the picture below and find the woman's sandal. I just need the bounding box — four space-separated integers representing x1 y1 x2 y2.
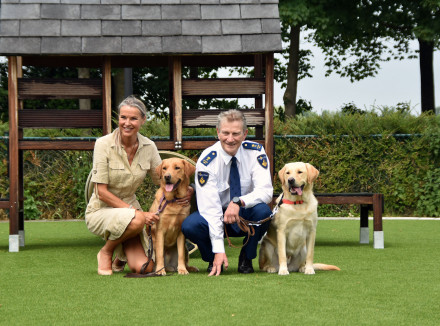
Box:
112 258 127 272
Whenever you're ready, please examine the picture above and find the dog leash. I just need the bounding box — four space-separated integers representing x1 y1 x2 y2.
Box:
125 193 183 278
224 193 285 248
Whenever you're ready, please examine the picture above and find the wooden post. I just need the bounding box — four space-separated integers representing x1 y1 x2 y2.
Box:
264 53 275 176
171 56 182 149
8 56 19 252
254 54 263 139
102 57 112 135
17 57 25 247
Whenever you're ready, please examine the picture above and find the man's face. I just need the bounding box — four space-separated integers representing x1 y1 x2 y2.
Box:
217 119 248 156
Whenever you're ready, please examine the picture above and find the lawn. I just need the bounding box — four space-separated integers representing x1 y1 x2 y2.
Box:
0 219 439 326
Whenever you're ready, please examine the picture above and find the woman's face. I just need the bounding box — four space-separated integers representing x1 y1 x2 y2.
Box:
118 105 145 139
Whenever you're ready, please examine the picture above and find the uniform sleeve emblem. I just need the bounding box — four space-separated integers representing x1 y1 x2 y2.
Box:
257 154 268 169
197 171 209 186
242 142 262 151
201 151 217 166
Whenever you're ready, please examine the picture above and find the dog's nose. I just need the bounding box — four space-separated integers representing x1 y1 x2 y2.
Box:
288 177 295 185
164 174 171 181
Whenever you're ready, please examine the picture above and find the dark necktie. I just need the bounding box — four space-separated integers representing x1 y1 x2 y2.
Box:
229 156 241 199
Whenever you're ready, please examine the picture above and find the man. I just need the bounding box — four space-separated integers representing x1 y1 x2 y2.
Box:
182 110 273 276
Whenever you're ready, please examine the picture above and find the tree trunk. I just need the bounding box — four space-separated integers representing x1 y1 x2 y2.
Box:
419 38 435 113
283 25 300 117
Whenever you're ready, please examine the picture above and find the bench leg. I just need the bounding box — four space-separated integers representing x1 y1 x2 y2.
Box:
19 230 25 247
360 205 369 244
373 194 384 249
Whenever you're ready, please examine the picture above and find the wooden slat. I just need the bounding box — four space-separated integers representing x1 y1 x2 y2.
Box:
0 200 10 209
265 53 274 175
18 109 103 128
182 78 265 98
18 78 102 99
172 57 183 147
182 109 265 128
315 193 374 205
19 140 96 151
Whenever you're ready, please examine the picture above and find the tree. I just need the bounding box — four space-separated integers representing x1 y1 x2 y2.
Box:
278 0 440 117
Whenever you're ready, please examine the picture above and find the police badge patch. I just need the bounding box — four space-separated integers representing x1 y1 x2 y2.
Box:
242 141 262 151
257 154 268 169
201 151 217 166
197 171 209 186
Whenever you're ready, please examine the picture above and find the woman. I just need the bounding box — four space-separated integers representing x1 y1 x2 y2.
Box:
85 96 192 275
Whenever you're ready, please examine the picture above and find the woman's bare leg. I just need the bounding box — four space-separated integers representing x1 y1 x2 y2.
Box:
123 235 154 274
97 211 146 275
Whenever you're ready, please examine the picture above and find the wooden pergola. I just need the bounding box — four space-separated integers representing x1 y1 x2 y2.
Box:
0 1 282 252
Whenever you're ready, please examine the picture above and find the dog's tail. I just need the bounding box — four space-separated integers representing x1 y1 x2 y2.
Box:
313 263 341 271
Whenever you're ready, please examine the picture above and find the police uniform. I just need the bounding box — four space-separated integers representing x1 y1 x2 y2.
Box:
182 140 273 263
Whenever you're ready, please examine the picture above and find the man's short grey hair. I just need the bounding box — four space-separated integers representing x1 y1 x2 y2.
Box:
118 95 147 118
216 109 247 132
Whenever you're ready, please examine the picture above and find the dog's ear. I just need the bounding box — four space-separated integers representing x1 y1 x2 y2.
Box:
155 161 163 179
305 163 319 184
278 165 286 184
183 160 196 177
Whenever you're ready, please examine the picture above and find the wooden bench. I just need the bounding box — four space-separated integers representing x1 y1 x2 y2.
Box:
272 192 384 249
315 193 384 249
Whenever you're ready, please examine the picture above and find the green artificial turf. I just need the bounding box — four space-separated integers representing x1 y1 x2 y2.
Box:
0 219 439 325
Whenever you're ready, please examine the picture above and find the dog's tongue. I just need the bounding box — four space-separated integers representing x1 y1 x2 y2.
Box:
294 187 303 196
165 184 174 192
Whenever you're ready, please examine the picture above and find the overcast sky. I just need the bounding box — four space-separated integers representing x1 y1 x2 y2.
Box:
272 40 440 115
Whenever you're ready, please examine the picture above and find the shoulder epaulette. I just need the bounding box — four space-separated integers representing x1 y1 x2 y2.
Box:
200 151 217 166
242 142 262 151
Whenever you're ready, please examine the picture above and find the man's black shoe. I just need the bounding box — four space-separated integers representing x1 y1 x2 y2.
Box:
238 249 254 274
207 262 223 273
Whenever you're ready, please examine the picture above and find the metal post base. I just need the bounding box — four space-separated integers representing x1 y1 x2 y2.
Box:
360 227 369 244
19 230 25 247
9 235 19 252
374 231 384 249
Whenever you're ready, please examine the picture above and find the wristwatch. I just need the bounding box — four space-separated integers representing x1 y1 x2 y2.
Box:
232 196 243 207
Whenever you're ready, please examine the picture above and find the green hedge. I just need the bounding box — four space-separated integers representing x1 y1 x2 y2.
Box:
1 109 439 219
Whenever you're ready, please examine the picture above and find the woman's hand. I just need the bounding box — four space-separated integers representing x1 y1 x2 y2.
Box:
176 186 194 207
143 212 160 226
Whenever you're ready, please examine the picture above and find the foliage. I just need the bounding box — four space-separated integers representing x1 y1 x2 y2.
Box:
1 109 439 219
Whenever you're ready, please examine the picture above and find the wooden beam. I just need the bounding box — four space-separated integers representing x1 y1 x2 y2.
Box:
264 53 274 176
172 57 182 149
17 78 102 99
254 54 264 139
182 78 265 98
182 109 265 128
19 140 96 151
18 110 103 128
102 57 112 135
8 56 19 236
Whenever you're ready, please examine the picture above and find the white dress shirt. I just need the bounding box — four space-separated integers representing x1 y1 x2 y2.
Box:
195 141 273 254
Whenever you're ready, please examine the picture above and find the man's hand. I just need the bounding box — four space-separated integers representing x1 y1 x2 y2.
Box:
176 186 194 207
223 201 240 224
209 253 229 276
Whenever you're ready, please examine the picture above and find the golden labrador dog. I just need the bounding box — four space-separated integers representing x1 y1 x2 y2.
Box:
150 158 199 275
259 162 340 275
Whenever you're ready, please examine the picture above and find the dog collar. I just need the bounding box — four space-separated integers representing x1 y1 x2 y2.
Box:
282 199 304 205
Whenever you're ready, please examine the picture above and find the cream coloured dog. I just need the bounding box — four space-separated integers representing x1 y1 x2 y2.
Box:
259 162 340 275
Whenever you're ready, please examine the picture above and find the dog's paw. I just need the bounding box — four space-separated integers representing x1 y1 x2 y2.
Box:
266 266 277 273
278 267 289 276
156 268 167 276
178 268 189 275
303 266 315 275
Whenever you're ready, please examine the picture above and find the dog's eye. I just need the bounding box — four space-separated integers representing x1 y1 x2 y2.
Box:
175 167 180 170
298 171 303 174
286 171 290 175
